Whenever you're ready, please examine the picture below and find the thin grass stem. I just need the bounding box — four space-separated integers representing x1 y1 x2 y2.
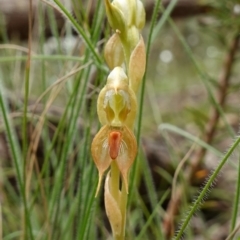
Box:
174 136 240 240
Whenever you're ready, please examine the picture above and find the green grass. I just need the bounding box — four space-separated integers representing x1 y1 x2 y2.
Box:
0 0 240 239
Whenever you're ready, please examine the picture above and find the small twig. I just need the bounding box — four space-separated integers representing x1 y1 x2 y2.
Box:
163 32 240 239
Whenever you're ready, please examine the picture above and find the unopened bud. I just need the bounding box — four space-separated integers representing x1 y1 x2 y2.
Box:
135 0 145 29
104 0 126 33
104 33 124 69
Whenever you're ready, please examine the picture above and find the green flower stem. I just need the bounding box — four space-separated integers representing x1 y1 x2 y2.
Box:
115 230 124 240
231 153 240 231
22 56 30 240
119 181 127 240
111 161 120 202
110 161 125 240
120 28 140 74
122 42 131 73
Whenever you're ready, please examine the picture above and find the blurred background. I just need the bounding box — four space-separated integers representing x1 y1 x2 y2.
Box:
0 0 240 239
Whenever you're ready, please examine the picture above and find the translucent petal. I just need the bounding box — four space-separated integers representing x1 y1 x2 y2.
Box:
115 126 137 193
91 125 112 196
97 85 108 125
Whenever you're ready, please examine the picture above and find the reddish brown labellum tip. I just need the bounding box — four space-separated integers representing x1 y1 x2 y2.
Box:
108 131 122 159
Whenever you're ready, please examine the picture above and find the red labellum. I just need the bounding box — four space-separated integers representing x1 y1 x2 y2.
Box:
108 131 122 159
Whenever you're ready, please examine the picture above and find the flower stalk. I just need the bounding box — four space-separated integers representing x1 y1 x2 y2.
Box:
91 0 146 238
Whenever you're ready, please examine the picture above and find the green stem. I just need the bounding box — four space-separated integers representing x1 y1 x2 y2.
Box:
230 153 240 231
174 136 240 240
130 0 162 204
119 182 127 240
0 87 33 240
120 26 139 75
110 161 120 202
22 61 30 240
53 0 103 66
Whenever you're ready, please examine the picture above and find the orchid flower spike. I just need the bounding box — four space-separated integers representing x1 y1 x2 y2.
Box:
91 0 146 238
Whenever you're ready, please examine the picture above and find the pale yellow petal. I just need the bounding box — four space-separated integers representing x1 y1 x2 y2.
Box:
97 85 108 125
97 67 137 128
104 33 124 69
104 172 122 236
129 36 146 93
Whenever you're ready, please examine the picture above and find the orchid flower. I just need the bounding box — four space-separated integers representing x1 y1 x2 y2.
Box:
91 67 137 196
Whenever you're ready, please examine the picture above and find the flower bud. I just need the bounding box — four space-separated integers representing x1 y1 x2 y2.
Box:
104 0 126 33
104 33 124 69
111 0 145 30
135 0 145 29
112 0 131 26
